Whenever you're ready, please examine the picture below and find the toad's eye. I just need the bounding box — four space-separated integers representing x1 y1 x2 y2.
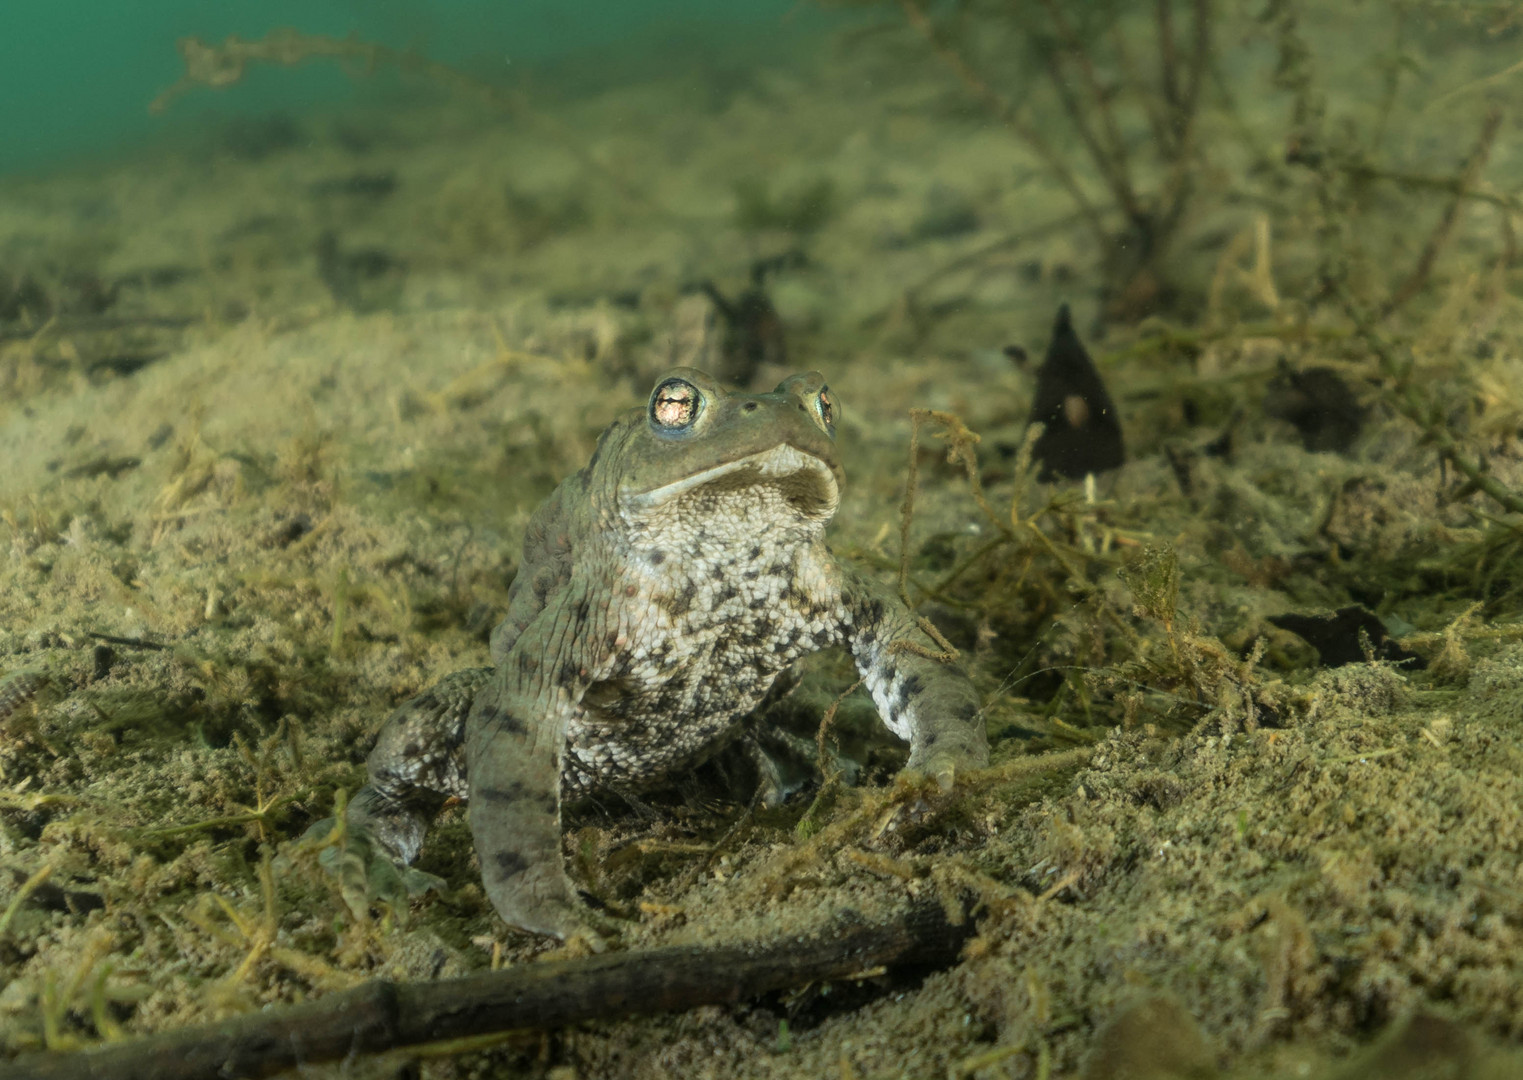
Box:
815 387 836 434
650 377 702 430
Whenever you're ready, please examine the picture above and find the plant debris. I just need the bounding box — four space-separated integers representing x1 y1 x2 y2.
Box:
697 254 801 387
315 231 406 312
1267 605 1426 669
1264 364 1367 453
1025 303 1124 481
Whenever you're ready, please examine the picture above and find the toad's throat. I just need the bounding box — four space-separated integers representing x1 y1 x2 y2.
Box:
624 443 840 522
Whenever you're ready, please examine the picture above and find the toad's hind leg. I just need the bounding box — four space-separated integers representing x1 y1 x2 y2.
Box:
464 664 588 940
345 667 495 863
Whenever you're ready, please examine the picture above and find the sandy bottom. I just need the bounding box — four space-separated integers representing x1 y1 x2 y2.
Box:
3 13 1523 1079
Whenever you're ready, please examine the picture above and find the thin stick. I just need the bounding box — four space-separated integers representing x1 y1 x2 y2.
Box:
1382 107 1503 316
1157 0 1213 235
7 898 976 1080
898 0 1109 249
1343 293 1523 516
1037 0 1143 224
1156 0 1182 117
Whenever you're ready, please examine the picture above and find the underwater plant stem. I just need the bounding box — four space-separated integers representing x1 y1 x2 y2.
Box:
1370 10 1409 154
1036 0 1143 225
1040 47 1135 221
1344 298 1523 517
0 863 53 939
7 899 976 1080
932 535 1009 597
1382 107 1502 317
1176 0 1212 146
136 803 291 838
1207 55 1275 174
1339 164 1520 211
1159 0 1212 228
1109 22 1172 153
1415 418 1523 518
1156 0 1182 115
898 0 1109 249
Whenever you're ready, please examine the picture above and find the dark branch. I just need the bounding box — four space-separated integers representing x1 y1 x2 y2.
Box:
1382 107 1503 317
899 0 1110 249
7 899 977 1080
1037 0 1143 225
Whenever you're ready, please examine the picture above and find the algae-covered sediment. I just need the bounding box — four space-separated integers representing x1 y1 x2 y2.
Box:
4 3 1523 1076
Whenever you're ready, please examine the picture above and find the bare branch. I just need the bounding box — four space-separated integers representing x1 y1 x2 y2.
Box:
8 899 976 1080
898 0 1110 248
1382 107 1503 317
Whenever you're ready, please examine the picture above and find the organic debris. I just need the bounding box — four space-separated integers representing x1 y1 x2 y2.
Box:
315 231 405 312
1025 304 1124 481
8 896 976 1080
1267 605 1425 669
698 255 801 387
1264 364 1367 453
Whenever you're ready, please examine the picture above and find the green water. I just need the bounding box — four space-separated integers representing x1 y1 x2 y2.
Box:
0 1 807 172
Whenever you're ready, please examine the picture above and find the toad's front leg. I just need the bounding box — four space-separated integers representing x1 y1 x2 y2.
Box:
841 568 989 787
465 587 604 940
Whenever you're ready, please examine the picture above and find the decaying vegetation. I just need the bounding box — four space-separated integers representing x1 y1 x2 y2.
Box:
6 1 1523 1077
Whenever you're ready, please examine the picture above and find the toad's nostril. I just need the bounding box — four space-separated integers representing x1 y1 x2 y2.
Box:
742 402 758 412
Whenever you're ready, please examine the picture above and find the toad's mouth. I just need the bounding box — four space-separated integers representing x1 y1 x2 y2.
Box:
625 444 840 522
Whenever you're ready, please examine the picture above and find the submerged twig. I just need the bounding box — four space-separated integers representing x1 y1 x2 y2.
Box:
898 0 1109 249
8 898 977 1080
1343 294 1523 516
1382 107 1502 317
1036 0 1142 225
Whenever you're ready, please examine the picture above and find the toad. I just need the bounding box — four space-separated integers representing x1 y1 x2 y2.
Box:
342 368 988 939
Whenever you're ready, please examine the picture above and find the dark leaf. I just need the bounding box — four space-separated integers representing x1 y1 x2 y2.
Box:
1267 605 1424 668
1027 303 1124 480
1264 365 1365 453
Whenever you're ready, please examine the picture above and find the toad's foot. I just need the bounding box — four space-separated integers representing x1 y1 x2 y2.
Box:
472 835 618 944
875 734 989 837
506 890 620 953
301 804 445 924
905 726 987 793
